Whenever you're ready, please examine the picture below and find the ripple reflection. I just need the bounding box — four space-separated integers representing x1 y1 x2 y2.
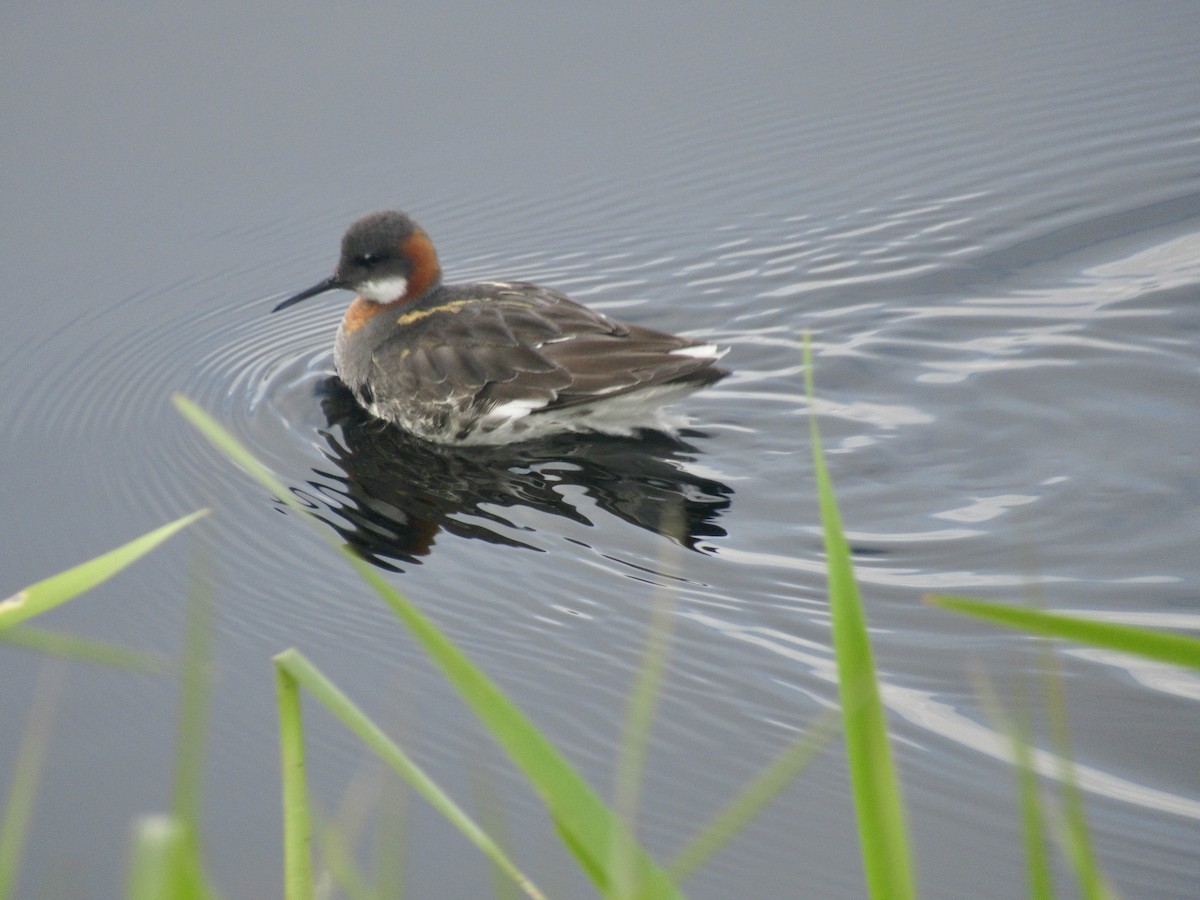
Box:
285 378 735 569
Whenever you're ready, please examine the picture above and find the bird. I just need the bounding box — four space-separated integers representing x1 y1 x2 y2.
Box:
273 211 727 445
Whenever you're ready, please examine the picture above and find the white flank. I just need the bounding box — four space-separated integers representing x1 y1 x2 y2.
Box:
449 382 704 445
482 397 551 424
671 342 727 360
357 275 409 303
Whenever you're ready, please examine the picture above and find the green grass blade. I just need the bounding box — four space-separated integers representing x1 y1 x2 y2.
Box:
274 650 546 900
174 395 296 505
276 660 314 900
971 671 1053 900
804 336 915 900
927 594 1200 670
375 763 409 898
170 563 217 898
344 553 680 899
669 710 840 883
1015 721 1054 900
0 662 66 900
320 764 392 900
126 815 185 900
470 763 518 900
0 510 208 631
126 814 209 900
0 626 168 672
1039 649 1113 900
175 396 678 899
611 575 678 900
320 821 377 900
125 813 217 900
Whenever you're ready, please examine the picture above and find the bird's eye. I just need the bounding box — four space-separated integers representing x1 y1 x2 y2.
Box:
355 253 377 268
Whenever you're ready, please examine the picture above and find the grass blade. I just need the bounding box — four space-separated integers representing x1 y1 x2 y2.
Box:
926 594 1200 670
1039 648 1113 899
470 762 518 900
971 671 1054 900
276 658 314 900
669 710 840 883
176 395 679 899
375 758 409 898
125 815 202 900
804 337 915 900
174 396 295 504
0 510 208 631
126 815 185 900
611 570 678 900
345 553 679 899
169 563 217 899
0 625 167 672
274 650 545 900
0 662 66 900
319 821 376 900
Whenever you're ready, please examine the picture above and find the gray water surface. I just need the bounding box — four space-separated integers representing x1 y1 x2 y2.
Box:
4 3 1200 898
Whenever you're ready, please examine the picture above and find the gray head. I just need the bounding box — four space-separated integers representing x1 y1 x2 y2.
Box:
273 211 442 311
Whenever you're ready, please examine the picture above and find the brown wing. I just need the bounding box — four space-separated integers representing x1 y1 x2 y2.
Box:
364 283 723 415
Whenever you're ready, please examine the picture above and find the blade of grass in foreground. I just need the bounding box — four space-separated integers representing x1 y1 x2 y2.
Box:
611 547 679 900
319 822 376 900
803 337 915 900
0 510 208 631
375 733 410 897
971 671 1053 900
175 395 679 899
926 595 1200 670
320 761 393 900
0 625 167 672
275 650 545 900
275 654 313 900
126 814 213 900
344 557 681 899
668 710 840 883
0 662 66 900
169 565 218 900
1039 647 1113 900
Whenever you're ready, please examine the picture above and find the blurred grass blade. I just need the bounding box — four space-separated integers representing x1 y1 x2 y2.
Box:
319 822 376 900
1040 648 1113 899
321 763 389 900
471 762 518 900
275 650 545 900
125 814 205 900
345 554 679 899
372 696 412 900
176 396 679 899
174 396 295 505
126 815 185 900
126 813 215 900
0 662 66 900
971 671 1053 900
170 562 217 897
611 563 679 900
376 769 409 900
0 510 208 631
804 336 915 900
926 595 1200 670
0 625 167 672
669 710 840 883
276 659 314 900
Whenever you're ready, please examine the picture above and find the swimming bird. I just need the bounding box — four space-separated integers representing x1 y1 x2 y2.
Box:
274 211 726 445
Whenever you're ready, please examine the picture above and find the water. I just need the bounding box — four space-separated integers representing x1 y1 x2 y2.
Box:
4 3 1200 897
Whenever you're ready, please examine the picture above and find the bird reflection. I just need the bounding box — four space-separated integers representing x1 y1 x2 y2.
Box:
293 378 733 570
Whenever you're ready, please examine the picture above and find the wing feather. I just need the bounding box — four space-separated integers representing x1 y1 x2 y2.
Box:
361 285 723 421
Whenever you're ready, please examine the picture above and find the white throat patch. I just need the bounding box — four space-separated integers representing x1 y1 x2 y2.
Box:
357 275 409 303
